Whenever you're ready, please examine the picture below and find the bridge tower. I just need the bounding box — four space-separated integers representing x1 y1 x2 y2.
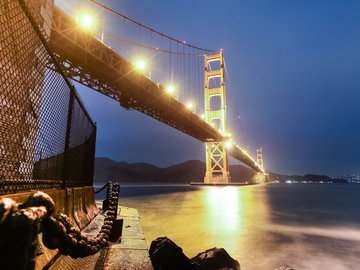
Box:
256 147 264 171
203 52 231 184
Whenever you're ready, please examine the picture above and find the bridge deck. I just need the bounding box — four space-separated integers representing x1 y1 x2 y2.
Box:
49 7 221 143
49 6 263 173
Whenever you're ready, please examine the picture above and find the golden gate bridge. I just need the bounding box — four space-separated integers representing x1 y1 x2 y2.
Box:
51 0 265 184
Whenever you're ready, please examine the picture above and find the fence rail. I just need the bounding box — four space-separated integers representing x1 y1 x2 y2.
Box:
0 0 96 194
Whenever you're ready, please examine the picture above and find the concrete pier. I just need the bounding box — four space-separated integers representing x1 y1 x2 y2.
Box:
50 203 153 269
101 204 153 270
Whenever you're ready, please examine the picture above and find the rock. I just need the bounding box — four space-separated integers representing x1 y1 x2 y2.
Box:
149 237 199 270
191 247 240 270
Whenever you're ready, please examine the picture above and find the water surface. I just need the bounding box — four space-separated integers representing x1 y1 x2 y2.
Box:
96 183 360 270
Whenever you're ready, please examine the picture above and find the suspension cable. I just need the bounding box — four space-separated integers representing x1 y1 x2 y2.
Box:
223 57 246 142
87 0 218 54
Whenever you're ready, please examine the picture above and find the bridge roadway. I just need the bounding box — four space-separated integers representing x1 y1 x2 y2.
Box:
49 6 263 173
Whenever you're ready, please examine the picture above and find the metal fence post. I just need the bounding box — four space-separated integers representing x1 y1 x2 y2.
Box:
62 87 74 189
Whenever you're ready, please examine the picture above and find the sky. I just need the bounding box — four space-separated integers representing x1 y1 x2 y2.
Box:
57 0 360 177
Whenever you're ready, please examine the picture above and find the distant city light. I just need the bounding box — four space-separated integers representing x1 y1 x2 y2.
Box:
77 13 94 30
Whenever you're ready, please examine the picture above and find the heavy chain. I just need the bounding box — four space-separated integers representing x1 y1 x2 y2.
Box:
42 183 119 258
0 183 120 269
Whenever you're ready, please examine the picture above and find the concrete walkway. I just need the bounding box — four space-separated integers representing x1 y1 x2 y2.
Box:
49 204 153 270
104 206 153 269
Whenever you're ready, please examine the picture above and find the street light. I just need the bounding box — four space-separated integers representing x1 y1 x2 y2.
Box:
165 85 179 99
225 140 233 149
166 85 175 95
186 101 194 110
77 13 95 30
135 59 146 71
76 11 106 42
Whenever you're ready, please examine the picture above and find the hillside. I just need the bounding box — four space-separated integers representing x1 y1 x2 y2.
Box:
94 157 344 184
94 158 255 183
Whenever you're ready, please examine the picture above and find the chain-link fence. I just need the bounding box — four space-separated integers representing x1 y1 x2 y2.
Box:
0 0 96 194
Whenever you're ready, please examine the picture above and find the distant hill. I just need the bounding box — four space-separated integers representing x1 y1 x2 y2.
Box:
94 158 255 183
94 157 345 184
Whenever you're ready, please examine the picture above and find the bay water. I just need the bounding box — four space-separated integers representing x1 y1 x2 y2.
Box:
95 183 360 269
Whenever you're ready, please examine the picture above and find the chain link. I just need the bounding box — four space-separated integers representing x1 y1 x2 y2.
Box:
0 182 120 268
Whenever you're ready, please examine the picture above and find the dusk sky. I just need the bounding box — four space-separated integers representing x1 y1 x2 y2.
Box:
58 0 360 177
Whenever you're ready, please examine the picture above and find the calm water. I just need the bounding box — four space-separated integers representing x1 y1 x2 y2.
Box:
95 183 360 270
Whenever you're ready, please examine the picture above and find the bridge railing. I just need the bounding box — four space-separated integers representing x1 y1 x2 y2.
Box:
0 0 96 195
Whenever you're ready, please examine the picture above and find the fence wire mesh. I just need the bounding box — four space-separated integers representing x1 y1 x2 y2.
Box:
0 0 96 194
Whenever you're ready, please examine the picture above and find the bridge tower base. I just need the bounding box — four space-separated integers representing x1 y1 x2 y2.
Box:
256 147 264 170
203 52 231 184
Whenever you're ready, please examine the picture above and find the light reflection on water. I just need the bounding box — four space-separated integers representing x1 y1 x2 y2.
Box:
104 184 360 270
205 187 243 233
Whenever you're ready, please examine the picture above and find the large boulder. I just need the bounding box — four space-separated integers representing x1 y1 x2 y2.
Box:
149 237 199 270
191 247 241 270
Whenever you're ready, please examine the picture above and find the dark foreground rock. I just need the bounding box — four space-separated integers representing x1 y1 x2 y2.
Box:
149 236 295 270
149 237 199 270
192 247 240 270
149 237 241 270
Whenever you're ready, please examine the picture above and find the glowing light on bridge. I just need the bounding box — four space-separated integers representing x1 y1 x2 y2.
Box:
166 85 175 94
77 13 95 30
186 101 194 110
225 140 233 149
166 85 175 95
134 59 147 72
